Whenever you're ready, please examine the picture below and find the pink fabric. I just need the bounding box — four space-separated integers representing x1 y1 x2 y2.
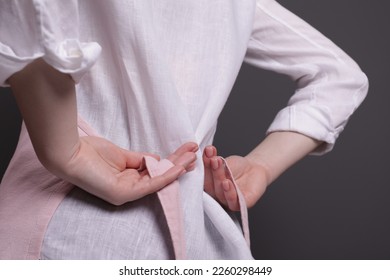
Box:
144 156 186 260
0 117 95 259
220 157 250 247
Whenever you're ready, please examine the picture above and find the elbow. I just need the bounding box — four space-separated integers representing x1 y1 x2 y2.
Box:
349 66 369 107
337 60 369 107
359 71 369 97
352 63 369 93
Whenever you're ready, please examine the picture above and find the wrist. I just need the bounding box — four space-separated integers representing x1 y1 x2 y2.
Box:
245 131 323 186
36 135 81 179
244 153 273 186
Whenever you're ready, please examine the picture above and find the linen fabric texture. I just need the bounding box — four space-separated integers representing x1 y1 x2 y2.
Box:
0 0 368 259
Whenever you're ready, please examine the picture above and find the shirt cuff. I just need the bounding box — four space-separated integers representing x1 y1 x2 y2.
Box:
266 104 344 155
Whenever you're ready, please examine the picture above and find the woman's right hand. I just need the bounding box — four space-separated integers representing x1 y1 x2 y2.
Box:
51 137 198 205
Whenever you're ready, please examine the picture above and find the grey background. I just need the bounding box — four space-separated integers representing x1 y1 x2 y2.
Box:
1 0 389 259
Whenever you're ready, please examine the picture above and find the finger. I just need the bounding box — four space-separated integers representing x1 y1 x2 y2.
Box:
202 145 216 168
203 146 217 197
133 165 186 198
167 142 198 162
223 179 240 211
186 161 196 172
211 157 228 206
171 151 197 171
120 149 146 169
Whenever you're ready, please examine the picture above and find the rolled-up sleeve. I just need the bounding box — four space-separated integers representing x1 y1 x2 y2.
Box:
0 0 101 86
244 0 369 154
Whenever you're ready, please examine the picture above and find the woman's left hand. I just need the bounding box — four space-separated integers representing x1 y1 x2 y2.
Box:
203 145 269 211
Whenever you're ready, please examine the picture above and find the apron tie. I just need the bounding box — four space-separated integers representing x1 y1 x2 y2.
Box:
220 157 251 247
143 156 187 260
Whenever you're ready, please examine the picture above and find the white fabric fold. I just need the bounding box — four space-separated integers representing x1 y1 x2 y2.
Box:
0 0 101 86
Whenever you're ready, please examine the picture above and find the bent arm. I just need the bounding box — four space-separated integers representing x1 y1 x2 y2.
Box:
245 0 368 155
244 0 368 184
204 0 368 210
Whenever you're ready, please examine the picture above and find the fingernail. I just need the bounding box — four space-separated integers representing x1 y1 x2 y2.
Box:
191 144 199 152
211 158 219 170
223 180 230 191
205 147 213 158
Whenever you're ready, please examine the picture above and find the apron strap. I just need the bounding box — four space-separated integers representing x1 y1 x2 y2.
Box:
143 156 187 260
220 157 251 247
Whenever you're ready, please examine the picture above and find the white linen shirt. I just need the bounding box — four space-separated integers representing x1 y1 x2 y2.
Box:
0 0 368 259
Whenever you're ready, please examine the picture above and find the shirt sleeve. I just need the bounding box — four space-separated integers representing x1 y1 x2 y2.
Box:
0 0 101 87
244 0 368 154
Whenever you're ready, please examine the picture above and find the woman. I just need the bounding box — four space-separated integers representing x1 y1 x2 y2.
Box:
0 0 368 259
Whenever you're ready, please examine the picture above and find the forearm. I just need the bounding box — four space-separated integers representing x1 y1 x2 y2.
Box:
246 131 321 185
8 59 79 171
